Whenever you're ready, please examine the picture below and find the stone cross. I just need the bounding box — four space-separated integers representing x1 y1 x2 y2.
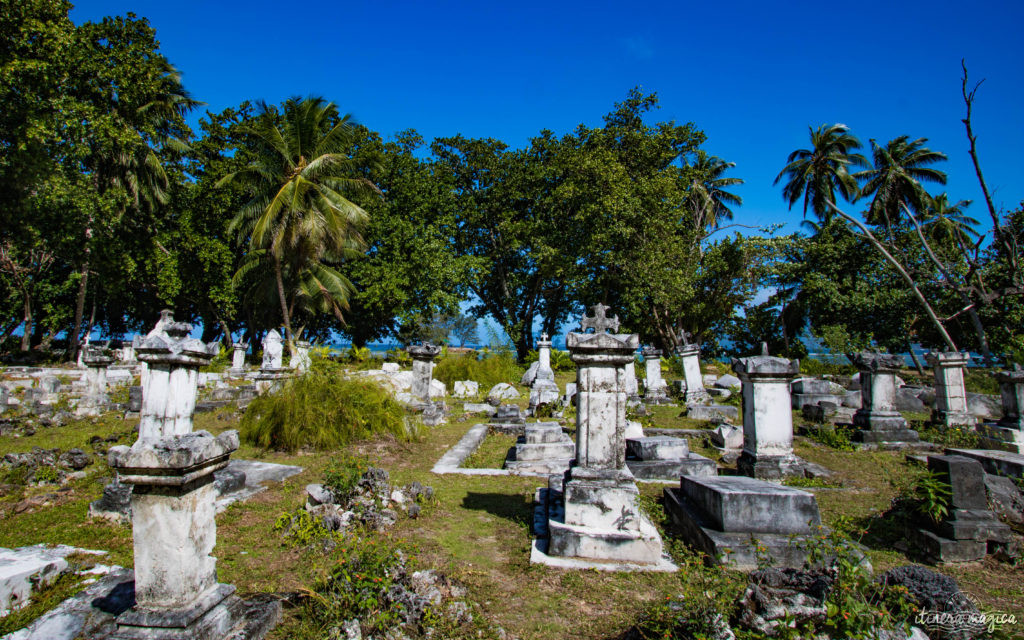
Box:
581 303 619 334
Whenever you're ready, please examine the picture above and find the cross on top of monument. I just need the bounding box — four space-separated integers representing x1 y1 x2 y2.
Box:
541 332 549 341
760 342 770 356
581 303 619 334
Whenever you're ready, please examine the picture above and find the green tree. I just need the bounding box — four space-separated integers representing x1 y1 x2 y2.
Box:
856 135 947 232
774 123 866 224
218 96 376 350
684 149 743 231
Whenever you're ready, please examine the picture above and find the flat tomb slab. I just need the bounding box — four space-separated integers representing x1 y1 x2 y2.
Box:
680 475 820 534
626 436 689 460
627 455 716 481
946 448 1024 479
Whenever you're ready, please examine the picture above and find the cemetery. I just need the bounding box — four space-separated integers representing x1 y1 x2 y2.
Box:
1 3 1023 639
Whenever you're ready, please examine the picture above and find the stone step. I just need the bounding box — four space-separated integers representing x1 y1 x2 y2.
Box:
626 436 689 461
513 442 575 461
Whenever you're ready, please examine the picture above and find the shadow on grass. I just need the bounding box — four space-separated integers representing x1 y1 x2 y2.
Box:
461 491 533 529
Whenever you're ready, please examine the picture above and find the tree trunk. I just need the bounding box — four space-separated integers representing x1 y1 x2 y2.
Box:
273 254 294 351
68 258 90 363
906 339 925 375
20 294 31 352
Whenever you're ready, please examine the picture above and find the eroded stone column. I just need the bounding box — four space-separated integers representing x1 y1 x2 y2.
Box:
733 355 804 479
254 330 291 394
979 365 1024 454
291 340 311 373
407 343 446 425
529 334 560 414
229 342 248 376
642 347 670 405
850 352 919 443
544 304 665 567
78 347 114 417
675 344 708 404
926 351 975 428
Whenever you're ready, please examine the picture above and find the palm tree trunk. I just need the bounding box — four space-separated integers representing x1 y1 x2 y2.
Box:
906 339 925 375
273 254 294 348
20 294 31 352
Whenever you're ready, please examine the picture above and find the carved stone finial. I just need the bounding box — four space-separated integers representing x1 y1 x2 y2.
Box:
581 303 620 334
761 342 770 356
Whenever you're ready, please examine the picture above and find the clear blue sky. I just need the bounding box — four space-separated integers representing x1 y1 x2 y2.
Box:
69 0 1024 236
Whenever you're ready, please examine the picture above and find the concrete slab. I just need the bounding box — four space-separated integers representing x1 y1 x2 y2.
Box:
215 459 304 512
0 545 106 617
680 475 820 534
946 448 1024 479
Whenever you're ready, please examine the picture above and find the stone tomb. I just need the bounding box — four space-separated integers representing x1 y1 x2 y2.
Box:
913 455 1016 562
925 351 975 428
406 343 447 426
641 347 671 405
528 334 560 415
504 422 575 475
789 378 842 410
664 475 823 569
978 365 1024 454
229 342 248 377
625 435 716 480
77 347 114 417
675 343 709 404
533 304 671 570
105 314 279 639
849 352 919 443
254 330 292 394
732 355 809 479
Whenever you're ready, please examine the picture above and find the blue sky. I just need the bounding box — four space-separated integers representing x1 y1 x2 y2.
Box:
69 0 1024 233
69 0 1024 345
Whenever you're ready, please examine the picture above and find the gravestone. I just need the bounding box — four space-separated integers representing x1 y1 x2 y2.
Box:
790 378 842 410
641 347 671 405
913 455 1016 562
254 330 291 394
292 340 311 373
849 352 919 443
407 343 446 426
732 354 808 479
107 314 279 639
229 342 248 377
664 475 823 569
675 340 709 404
625 434 716 480
623 360 641 407
528 333 560 414
77 347 114 417
504 422 575 474
536 304 667 568
978 365 1024 454
925 351 975 428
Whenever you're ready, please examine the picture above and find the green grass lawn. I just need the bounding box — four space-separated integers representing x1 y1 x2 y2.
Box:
1 392 1022 639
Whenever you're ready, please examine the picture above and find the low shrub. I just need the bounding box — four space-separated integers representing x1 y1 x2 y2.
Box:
522 348 574 372
805 424 857 451
433 350 522 391
915 423 981 449
964 368 1000 395
240 358 416 452
800 357 857 377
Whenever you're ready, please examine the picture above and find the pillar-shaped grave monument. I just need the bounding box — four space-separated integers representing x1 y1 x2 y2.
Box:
77 346 114 417
291 340 312 373
254 330 291 394
407 342 446 426
229 342 248 377
733 354 807 479
675 340 709 404
529 333 560 414
536 304 669 569
849 351 919 443
642 347 671 405
979 365 1024 454
108 315 279 639
926 351 975 428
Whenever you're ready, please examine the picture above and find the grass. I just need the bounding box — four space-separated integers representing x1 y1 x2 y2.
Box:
462 433 517 469
1 377 1022 638
433 351 524 394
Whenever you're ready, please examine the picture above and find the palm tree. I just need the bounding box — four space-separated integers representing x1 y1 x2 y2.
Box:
921 193 979 250
856 136 947 231
774 124 866 224
685 150 743 231
218 96 376 348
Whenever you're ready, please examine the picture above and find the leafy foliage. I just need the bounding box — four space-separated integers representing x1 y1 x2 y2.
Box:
240 357 415 452
432 350 522 392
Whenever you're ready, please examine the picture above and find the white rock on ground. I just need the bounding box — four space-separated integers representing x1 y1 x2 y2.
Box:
0 544 105 616
453 380 479 398
486 382 520 405
714 374 741 389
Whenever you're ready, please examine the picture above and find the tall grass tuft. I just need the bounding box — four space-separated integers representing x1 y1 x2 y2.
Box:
240 358 416 452
433 350 523 391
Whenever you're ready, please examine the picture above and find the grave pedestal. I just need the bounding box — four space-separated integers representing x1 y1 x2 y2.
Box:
505 422 574 475
926 351 975 428
978 367 1024 454
407 343 446 426
850 352 919 443
229 343 248 377
537 308 667 569
641 347 671 405
528 338 560 415
732 355 806 479
625 435 716 480
291 340 311 373
676 345 709 403
913 455 1016 563
664 475 822 569
78 349 114 417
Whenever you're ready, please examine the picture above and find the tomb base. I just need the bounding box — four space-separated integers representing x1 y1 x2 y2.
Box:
643 388 673 405
931 409 977 429
254 368 292 395
736 452 810 480
625 435 717 480
112 585 280 640
854 424 920 444
977 424 1024 455
538 469 668 568
852 411 908 432
663 476 822 570
505 423 574 474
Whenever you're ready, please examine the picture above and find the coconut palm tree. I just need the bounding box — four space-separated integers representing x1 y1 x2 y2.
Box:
218 96 377 347
856 136 947 231
921 193 979 250
774 124 866 224
685 150 743 231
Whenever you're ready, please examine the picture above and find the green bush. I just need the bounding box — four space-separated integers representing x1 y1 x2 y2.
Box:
805 425 857 451
800 357 856 376
240 358 416 452
321 456 367 503
522 348 574 372
433 350 522 391
964 368 1000 395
